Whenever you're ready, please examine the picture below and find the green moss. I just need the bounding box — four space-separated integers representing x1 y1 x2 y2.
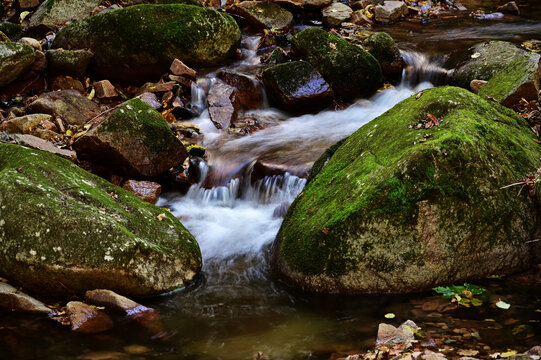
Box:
0 42 35 87
0 143 201 296
364 32 399 64
0 22 22 41
291 27 382 100
53 4 241 82
274 86 540 292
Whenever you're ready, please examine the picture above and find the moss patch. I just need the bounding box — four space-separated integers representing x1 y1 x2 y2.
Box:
0 42 35 87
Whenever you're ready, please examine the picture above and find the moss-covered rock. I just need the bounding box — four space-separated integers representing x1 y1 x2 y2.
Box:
364 32 404 81
262 60 334 113
228 1 293 31
0 22 23 41
73 98 188 178
0 42 35 88
272 86 540 293
46 49 94 77
291 27 382 100
155 0 203 6
53 4 241 82
28 0 102 28
0 143 201 296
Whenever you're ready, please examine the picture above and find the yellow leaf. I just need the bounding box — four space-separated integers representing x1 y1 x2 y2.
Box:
65 130 73 137
501 350 517 358
384 313 395 319
87 88 95 100
20 11 30 22
74 130 87 138
157 213 166 221
471 52 481 59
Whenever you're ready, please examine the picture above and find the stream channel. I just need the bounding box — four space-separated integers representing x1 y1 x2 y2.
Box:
1 0 541 358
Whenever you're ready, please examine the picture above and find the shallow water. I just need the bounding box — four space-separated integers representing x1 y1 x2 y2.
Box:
1 1 541 359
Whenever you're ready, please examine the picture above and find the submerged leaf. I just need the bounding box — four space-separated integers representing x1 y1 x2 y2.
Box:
496 300 511 309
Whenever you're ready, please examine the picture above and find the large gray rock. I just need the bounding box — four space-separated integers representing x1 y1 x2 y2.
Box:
0 282 53 314
272 87 540 293
73 98 188 178
53 4 241 82
374 1 408 23
0 143 201 296
28 0 102 29
322 3 353 28
0 42 35 87
27 90 101 125
228 1 293 31
262 60 334 113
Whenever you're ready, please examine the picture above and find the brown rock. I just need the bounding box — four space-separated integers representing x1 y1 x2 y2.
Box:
19 37 42 51
217 70 264 110
304 0 332 9
497 1 519 15
122 180 162 204
376 320 418 345
470 79 487 94
94 80 118 99
169 74 193 88
65 301 114 333
31 50 47 71
14 134 76 160
34 128 60 141
27 90 101 125
374 1 408 23
228 1 293 31
17 0 40 9
2 114 51 134
51 76 85 93
138 81 176 94
170 58 196 79
41 119 57 131
0 282 53 314
85 289 153 315
271 0 303 13
137 92 161 109
207 80 239 129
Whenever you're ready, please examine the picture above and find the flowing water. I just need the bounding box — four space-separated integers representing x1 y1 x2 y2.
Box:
1 1 541 358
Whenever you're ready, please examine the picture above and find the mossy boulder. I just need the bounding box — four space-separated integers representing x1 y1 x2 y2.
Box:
28 0 102 29
262 60 334 113
0 22 23 41
272 86 540 293
364 32 404 81
291 27 382 100
0 143 201 296
228 1 293 31
0 42 35 88
53 4 241 82
73 98 188 178
155 0 203 6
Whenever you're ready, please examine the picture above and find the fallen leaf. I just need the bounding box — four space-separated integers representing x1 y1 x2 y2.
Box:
416 91 423 99
496 300 511 309
329 42 337 50
458 349 479 356
501 350 517 358
87 88 95 100
384 313 395 319
471 52 481 59
322 228 329 235
157 213 166 221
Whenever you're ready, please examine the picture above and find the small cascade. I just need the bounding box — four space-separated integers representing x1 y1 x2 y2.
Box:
401 50 453 86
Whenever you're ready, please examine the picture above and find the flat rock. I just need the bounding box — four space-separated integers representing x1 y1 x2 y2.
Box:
1 114 51 134
14 134 76 160
0 282 53 314
29 0 102 29
122 180 162 204
217 70 263 109
85 289 152 315
322 3 353 28
0 42 35 88
262 60 334 113
374 0 408 23
207 80 239 129
228 1 293 31
170 58 196 79
27 90 101 125
66 301 113 333
73 98 188 178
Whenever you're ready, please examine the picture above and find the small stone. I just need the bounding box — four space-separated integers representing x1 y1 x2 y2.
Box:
217 70 264 110
138 81 176 94
2 114 51 134
170 58 196 79
85 289 153 314
94 80 118 99
470 79 487 94
18 37 42 51
33 128 60 141
497 1 519 15
51 76 85 93
122 180 162 204
14 134 76 160
41 120 57 131
138 92 161 109
17 0 40 10
0 282 53 314
168 74 193 88
207 80 239 129
66 301 114 333
374 0 408 23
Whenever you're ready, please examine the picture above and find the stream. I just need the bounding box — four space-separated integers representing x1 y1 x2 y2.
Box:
1 0 540 359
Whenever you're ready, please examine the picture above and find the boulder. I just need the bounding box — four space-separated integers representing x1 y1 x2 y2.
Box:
322 3 353 28
0 42 35 88
207 80 240 129
28 0 102 29
53 4 241 82
122 180 162 204
272 87 540 293
46 49 94 78
27 90 101 125
374 0 408 23
0 22 23 41
0 143 201 296
291 27 382 100
217 70 264 109
262 60 334 113
364 32 404 81
73 98 188 178
0 282 53 314
228 1 293 31
66 301 113 333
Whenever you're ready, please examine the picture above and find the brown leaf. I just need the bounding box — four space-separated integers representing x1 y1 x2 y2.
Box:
322 228 329 235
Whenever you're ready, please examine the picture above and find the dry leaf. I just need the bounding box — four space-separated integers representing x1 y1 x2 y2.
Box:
458 349 479 356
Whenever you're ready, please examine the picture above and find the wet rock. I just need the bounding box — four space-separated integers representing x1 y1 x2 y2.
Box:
66 301 113 333
27 90 101 125
122 180 162 204
1 114 51 134
271 0 303 13
46 49 94 78
470 79 487 94
262 60 334 113
207 80 240 129
73 98 188 178
497 1 519 15
217 70 264 109
50 76 86 93
53 4 241 82
85 289 153 315
170 58 196 79
0 282 53 314
138 92 161 109
94 80 118 99
374 0 408 23
138 81 176 94
0 42 35 88
364 32 405 81
169 74 193 88
17 0 40 10
322 3 353 28
228 1 293 31
272 87 540 293
525 346 541 358
0 143 201 296
291 27 382 100
18 37 41 51
0 23 22 41
13 134 76 160
273 201 290 218
377 320 419 345
29 0 102 29
262 46 289 66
